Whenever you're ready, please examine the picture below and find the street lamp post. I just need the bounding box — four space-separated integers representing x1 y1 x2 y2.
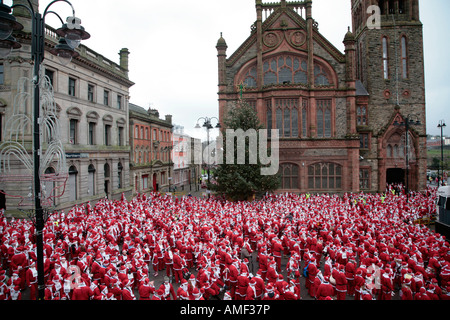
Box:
438 120 446 186
0 0 89 300
195 117 220 195
394 113 421 201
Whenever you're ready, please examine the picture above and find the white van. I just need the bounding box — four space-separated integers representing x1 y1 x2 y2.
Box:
436 186 450 225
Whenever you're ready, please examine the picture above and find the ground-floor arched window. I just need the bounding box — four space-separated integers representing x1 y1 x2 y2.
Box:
280 163 299 189
68 165 78 201
308 162 342 190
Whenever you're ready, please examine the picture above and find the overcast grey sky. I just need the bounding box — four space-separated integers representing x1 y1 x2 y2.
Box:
24 0 450 138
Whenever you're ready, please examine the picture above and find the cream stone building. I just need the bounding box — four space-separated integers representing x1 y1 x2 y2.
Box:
0 0 134 211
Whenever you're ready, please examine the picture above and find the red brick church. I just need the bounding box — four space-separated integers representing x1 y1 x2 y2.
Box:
216 0 427 193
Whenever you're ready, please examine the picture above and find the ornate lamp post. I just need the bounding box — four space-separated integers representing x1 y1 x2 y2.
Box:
438 120 446 186
0 0 90 300
195 117 220 195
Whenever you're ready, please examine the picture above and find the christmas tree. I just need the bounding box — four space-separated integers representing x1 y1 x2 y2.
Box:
209 100 279 201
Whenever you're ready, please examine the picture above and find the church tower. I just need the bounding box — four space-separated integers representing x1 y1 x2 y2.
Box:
352 0 427 192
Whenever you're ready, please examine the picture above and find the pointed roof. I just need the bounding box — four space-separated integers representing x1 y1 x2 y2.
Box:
216 32 228 49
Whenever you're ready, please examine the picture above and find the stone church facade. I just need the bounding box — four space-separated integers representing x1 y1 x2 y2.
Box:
217 0 426 193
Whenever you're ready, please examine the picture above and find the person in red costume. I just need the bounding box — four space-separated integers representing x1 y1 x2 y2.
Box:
25 260 38 300
71 279 94 300
379 269 394 300
306 257 319 297
235 271 250 300
315 275 334 300
332 264 348 300
159 276 177 300
138 278 154 300
172 249 184 284
345 255 356 297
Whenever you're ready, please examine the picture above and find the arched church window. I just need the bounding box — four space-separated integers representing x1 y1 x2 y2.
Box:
398 0 406 14
379 0 386 15
280 163 299 189
262 55 309 86
389 0 395 14
401 36 408 79
243 67 257 88
382 36 389 79
279 67 293 84
314 65 330 86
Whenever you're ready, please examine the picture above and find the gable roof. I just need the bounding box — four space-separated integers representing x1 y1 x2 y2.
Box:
226 3 345 67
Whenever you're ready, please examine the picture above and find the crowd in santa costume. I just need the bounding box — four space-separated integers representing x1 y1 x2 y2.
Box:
0 184 449 301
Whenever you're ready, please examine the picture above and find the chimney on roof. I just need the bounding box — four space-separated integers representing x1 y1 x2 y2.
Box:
119 48 130 75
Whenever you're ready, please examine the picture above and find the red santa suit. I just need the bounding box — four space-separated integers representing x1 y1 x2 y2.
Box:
271 240 283 272
138 278 155 300
323 256 333 278
90 257 103 283
415 287 431 300
0 276 9 300
10 247 27 290
284 279 300 300
164 248 174 278
345 258 356 296
332 265 348 300
197 268 218 300
26 261 38 300
440 263 450 288
354 270 365 301
228 262 239 298
266 260 279 285
245 279 257 300
9 285 22 300
253 272 265 300
400 279 414 300
235 273 250 300
306 258 319 297
440 286 450 300
151 250 159 276
72 281 94 300
263 283 280 300
152 289 164 300
316 277 334 300
61 276 73 300
177 279 189 300
121 279 136 300
380 270 394 300
257 249 269 280
275 274 288 298
159 278 177 300
286 254 301 279
172 251 184 283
